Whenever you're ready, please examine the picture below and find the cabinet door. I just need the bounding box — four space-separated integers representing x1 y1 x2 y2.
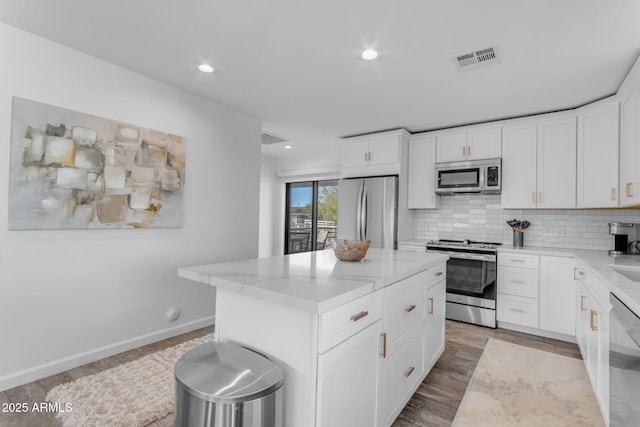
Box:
426 280 446 370
577 101 620 207
436 132 467 163
537 117 577 208
576 281 589 359
316 320 382 427
342 140 370 168
501 123 538 208
619 90 636 206
539 256 576 336
369 135 400 166
408 136 439 209
467 127 502 160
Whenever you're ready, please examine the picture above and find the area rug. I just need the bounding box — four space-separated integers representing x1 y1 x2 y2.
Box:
452 338 604 427
46 335 211 427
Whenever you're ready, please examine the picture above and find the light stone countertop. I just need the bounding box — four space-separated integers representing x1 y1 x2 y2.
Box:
499 245 640 316
178 248 448 313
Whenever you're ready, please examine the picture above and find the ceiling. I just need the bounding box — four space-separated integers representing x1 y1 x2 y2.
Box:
2 1 640 161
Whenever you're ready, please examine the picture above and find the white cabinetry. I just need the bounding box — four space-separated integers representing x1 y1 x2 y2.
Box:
574 265 610 424
408 134 439 209
497 253 540 328
539 256 575 336
502 117 577 208
435 127 501 163
426 276 446 370
317 320 383 427
577 98 620 207
341 130 408 178
619 87 640 206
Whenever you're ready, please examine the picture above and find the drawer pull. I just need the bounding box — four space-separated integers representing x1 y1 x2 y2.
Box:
428 297 434 315
510 258 526 263
510 279 526 285
580 295 587 311
590 310 599 331
626 182 633 198
435 271 444 277
509 308 525 313
404 366 415 378
405 304 416 313
381 332 387 358
350 311 368 322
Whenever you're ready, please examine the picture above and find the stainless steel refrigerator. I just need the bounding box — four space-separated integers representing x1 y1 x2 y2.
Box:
337 176 398 249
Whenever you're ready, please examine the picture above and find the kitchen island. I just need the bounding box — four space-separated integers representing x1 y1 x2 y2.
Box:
178 248 448 427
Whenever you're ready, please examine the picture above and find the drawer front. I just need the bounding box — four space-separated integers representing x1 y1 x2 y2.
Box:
382 324 426 423
499 266 539 298
384 272 426 344
497 293 539 328
318 291 383 353
427 262 446 288
498 253 539 269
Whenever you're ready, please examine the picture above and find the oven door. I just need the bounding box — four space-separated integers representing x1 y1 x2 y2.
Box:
610 293 640 426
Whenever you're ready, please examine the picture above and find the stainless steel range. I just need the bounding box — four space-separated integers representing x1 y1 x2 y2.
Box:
426 239 500 328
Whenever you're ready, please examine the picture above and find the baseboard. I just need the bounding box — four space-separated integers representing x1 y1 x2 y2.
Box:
497 321 576 343
0 316 215 392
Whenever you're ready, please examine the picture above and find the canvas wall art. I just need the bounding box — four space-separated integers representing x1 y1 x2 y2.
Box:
8 97 185 230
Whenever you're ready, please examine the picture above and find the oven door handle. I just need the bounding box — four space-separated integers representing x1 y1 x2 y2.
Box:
427 250 496 262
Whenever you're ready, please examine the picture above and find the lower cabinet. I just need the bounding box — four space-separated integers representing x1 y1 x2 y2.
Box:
317 320 383 427
426 279 446 370
575 271 610 425
382 323 426 426
539 256 575 335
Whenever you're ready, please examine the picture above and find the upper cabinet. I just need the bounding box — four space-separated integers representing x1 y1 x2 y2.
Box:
577 98 620 208
341 130 408 178
408 134 439 209
435 127 501 163
618 87 640 206
502 117 576 209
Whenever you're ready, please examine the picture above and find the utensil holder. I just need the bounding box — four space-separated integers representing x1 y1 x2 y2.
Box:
513 231 524 248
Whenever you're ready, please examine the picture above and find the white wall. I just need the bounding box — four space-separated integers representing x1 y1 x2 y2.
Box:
0 24 262 390
259 155 282 257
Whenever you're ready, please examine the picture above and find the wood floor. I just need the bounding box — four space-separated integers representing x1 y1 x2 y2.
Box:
0 320 581 427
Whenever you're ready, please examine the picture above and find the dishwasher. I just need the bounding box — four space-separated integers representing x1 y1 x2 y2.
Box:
609 293 640 427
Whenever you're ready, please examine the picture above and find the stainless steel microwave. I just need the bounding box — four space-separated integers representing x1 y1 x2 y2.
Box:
435 158 501 195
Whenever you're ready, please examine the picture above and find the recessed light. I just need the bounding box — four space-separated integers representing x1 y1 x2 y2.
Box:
198 64 215 73
284 145 293 150
361 49 379 60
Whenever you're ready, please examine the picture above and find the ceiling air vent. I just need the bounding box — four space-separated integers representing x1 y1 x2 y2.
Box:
261 132 287 145
454 46 499 71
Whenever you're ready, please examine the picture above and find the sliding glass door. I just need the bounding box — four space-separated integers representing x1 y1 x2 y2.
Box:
285 180 338 254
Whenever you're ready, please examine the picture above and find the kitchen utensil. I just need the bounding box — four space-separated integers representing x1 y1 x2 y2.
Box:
521 220 531 230
507 219 521 231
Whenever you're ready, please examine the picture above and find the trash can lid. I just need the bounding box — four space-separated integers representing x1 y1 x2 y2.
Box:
174 341 284 403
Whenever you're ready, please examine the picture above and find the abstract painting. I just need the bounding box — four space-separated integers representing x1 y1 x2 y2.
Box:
8 97 185 230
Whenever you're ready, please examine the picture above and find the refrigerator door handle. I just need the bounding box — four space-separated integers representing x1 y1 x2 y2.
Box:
362 186 368 240
356 185 364 240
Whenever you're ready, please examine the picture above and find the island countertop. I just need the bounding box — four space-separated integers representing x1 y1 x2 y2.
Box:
178 248 448 313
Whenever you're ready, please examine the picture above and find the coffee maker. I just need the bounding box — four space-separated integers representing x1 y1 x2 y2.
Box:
608 223 638 256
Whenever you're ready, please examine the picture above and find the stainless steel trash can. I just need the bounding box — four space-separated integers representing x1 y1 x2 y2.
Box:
174 341 284 427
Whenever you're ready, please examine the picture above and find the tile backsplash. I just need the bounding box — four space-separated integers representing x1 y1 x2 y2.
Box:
412 194 640 251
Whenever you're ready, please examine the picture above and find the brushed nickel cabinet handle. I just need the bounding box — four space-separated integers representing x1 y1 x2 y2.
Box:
510 279 526 285
580 295 587 312
626 182 633 198
510 258 526 263
590 310 598 331
350 311 368 322
428 297 434 315
405 304 416 313
509 308 525 313
404 366 415 378
381 332 387 358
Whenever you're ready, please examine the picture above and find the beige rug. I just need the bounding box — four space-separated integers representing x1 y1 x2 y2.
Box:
46 335 211 427
452 338 604 427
